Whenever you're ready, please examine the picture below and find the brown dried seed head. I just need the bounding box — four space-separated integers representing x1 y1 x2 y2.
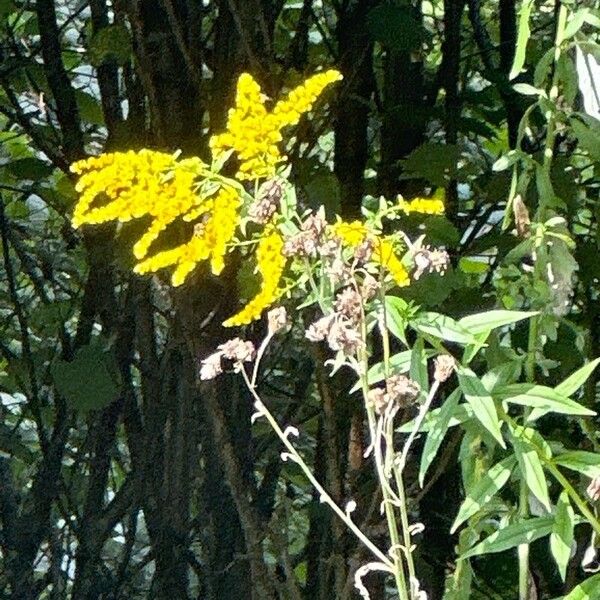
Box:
434 355 456 382
267 306 288 334
587 476 600 502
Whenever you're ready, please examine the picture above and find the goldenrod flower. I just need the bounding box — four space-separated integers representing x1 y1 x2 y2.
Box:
272 70 343 129
133 184 242 286
210 70 342 180
331 220 368 247
71 150 209 259
397 188 445 216
330 219 409 287
373 239 410 287
224 228 286 327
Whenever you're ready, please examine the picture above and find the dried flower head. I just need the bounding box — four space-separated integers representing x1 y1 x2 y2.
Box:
354 238 374 264
327 319 363 355
325 257 352 285
385 374 420 407
200 352 223 380
218 338 256 364
305 313 335 342
434 355 455 382
360 274 380 300
302 206 327 237
267 306 288 334
248 179 282 224
318 238 341 258
587 476 600 502
367 388 387 415
413 246 450 280
283 230 319 257
334 287 362 322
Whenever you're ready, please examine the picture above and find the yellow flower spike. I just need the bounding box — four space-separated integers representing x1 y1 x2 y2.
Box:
397 188 445 216
272 70 343 129
374 239 410 287
209 69 342 180
224 227 286 327
330 220 368 246
329 219 410 287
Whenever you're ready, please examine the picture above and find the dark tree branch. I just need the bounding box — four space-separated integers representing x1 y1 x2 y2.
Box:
35 0 84 160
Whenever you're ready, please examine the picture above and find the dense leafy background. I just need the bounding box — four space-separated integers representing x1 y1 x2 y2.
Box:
0 0 599 598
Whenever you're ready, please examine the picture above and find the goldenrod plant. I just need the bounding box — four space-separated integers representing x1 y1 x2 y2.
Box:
70 69 600 600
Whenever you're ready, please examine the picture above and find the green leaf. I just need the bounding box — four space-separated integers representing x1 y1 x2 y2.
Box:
367 4 426 51
397 403 474 433
494 384 596 417
451 455 517 533
384 296 409 344
555 358 600 397
554 451 600 479
410 337 429 395
509 0 534 80
559 574 600 600
511 427 551 511
5 157 54 179
457 366 505 448
355 350 438 393
411 313 477 345
458 310 536 336
570 116 600 161
51 344 120 412
550 491 575 582
419 388 461 487
513 83 544 96
400 143 460 187
303 172 341 216
89 23 132 66
481 362 522 393
460 517 554 559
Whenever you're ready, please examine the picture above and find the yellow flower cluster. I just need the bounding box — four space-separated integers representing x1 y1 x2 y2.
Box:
397 188 445 216
134 185 242 286
224 228 286 327
210 70 342 180
330 220 410 287
71 150 206 238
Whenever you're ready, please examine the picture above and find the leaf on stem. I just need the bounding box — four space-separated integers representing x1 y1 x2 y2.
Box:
419 388 461 487
457 366 505 448
460 516 554 560
550 491 575 582
451 455 517 533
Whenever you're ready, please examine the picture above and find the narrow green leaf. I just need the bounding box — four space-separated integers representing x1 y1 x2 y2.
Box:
511 429 551 511
410 337 429 394
411 313 477 345
460 517 553 559
451 455 517 533
509 0 535 80
419 388 461 487
352 350 413 392
384 296 409 344
494 384 596 417
556 358 600 397
560 573 600 600
457 366 505 448
462 331 489 366
554 451 600 479
481 362 522 393
397 403 473 433
51 344 120 412
551 491 575 582
458 310 536 335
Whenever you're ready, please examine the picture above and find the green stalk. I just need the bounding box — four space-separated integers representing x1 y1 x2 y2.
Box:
362 305 410 600
360 355 410 599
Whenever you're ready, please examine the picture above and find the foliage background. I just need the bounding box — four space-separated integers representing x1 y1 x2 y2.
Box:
0 0 599 598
